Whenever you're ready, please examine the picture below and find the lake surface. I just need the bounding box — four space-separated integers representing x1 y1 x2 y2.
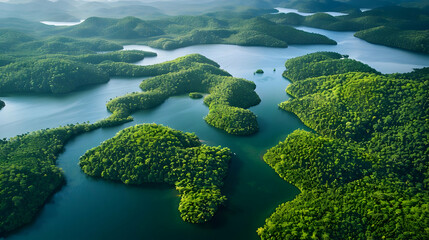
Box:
1 26 429 240
275 7 348 16
40 20 85 26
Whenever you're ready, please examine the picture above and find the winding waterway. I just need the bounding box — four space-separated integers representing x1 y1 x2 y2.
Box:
1 27 429 240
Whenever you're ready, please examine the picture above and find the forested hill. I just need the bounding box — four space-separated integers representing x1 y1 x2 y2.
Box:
0 100 4 110
259 52 429 239
265 6 429 54
0 123 99 235
0 49 156 94
52 15 336 49
79 124 232 224
282 51 379 81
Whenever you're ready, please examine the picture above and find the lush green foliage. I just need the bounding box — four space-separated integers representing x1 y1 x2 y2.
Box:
282 51 378 82
259 53 429 239
265 6 429 54
354 26 429 54
264 130 372 191
18 36 123 55
79 124 232 223
189 92 203 99
55 15 336 49
0 29 34 52
0 58 109 94
255 69 264 74
0 123 97 235
103 54 261 135
0 49 155 94
259 176 429 240
71 50 156 64
0 29 160 94
204 105 258 135
99 53 223 77
0 30 122 55
0 100 4 110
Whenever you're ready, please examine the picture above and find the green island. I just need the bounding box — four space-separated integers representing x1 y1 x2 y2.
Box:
255 69 264 74
265 6 429 54
100 54 261 135
0 100 4 110
258 52 429 239
189 92 203 99
79 123 232 224
0 123 99 235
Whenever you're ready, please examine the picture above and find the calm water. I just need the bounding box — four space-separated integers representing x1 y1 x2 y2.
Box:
40 20 85 26
1 27 429 240
275 7 348 16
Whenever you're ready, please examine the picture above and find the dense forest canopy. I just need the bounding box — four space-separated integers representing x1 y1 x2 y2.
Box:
79 123 232 224
0 123 99 235
0 49 156 94
282 51 379 82
259 52 429 239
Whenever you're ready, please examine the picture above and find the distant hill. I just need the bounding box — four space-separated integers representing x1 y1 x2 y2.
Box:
54 15 336 49
1 0 422 23
0 0 79 21
264 6 429 54
0 18 53 36
61 16 165 39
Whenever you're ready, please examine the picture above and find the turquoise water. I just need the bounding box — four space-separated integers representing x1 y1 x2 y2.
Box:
1 27 429 240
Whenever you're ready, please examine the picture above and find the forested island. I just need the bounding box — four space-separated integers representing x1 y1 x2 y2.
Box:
189 92 203 99
79 124 231 223
0 100 4 110
0 32 156 94
0 123 98 235
265 6 429 54
100 54 261 135
258 52 429 239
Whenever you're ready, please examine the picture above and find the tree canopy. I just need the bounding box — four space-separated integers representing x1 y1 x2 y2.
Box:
79 123 232 223
259 52 429 239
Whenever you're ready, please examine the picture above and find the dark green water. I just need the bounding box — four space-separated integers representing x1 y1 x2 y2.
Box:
1 28 429 240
